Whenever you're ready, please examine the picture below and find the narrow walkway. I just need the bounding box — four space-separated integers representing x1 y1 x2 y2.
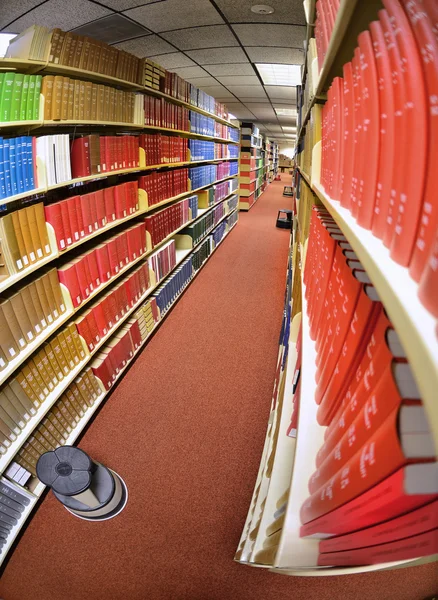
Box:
1 177 436 600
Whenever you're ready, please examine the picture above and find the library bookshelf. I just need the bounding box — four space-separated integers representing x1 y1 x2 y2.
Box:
0 31 240 568
236 0 438 576
239 124 274 211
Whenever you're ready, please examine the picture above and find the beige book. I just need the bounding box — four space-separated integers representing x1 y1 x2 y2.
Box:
0 404 20 435
0 303 20 360
60 394 81 422
41 76 54 121
74 375 93 408
19 286 42 337
46 269 66 315
67 79 75 120
73 79 80 121
44 342 63 380
67 323 86 360
61 76 70 120
51 75 63 120
27 282 47 331
57 398 77 427
90 84 98 121
7 291 35 343
13 373 40 409
49 338 69 376
0 213 21 273
27 359 49 398
0 299 27 351
0 412 16 442
66 386 85 416
84 81 92 120
37 348 58 387
78 80 86 120
39 272 59 321
3 386 30 421
53 406 72 434
34 429 55 451
58 330 75 370
11 210 30 268
0 391 25 428
64 327 80 364
28 434 48 455
32 352 54 393
47 412 68 440
33 203 51 257
17 208 37 264
4 383 35 417
34 276 54 325
39 421 60 447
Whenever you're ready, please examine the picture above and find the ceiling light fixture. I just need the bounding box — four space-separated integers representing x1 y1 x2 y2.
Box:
275 107 297 116
282 126 297 131
251 5 275 14
256 63 301 87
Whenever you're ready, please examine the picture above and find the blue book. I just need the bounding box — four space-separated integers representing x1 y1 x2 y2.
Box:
0 138 5 200
9 138 18 195
16 137 24 194
27 137 34 190
3 139 12 197
21 136 29 192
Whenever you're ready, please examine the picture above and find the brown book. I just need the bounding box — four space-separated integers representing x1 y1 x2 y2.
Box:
50 338 69 376
52 407 72 434
27 359 49 398
59 32 73 66
40 272 59 321
59 394 80 422
98 45 107 75
0 411 16 442
79 38 91 70
78 80 86 120
0 214 20 274
73 79 80 121
92 41 102 73
16 453 37 476
84 81 92 121
34 277 53 325
17 207 37 264
28 282 47 331
51 29 65 64
11 210 30 268
72 35 84 69
23 442 42 465
67 35 77 67
39 420 61 447
88 134 101 175
109 87 115 122
46 268 66 316
74 376 93 408
20 365 44 405
82 370 99 401
41 76 55 121
86 41 96 73
27 435 47 456
32 351 54 392
67 79 75 120
4 385 33 420
61 77 70 120
103 86 111 121
34 429 55 451
25 205 43 261
49 28 61 63
65 386 85 416
67 323 86 361
0 300 27 351
51 76 63 120
91 84 98 121
64 327 80 365
57 398 77 426
47 412 68 440
33 202 52 257
0 403 20 435
12 373 40 410
37 347 58 387
0 391 25 428
58 330 75 370
19 286 42 337
41 416 64 445
97 85 105 121
43 343 63 380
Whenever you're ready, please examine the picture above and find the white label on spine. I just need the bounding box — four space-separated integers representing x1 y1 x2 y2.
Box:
45 244 50 253
42 319 47 327
60 240 65 249
37 249 43 258
23 256 29 265
48 315 53 323
35 324 41 333
0 358 4 366
9 347 16 356
19 338 25 347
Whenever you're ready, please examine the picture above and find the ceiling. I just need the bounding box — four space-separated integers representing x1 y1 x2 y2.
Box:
1 0 305 142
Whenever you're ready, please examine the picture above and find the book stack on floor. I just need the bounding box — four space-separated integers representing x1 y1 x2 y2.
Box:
0 24 239 566
237 0 437 577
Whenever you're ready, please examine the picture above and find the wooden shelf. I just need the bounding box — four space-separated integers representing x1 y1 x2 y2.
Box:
0 210 239 567
311 182 438 455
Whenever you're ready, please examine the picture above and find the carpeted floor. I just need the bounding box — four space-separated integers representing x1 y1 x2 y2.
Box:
1 176 437 600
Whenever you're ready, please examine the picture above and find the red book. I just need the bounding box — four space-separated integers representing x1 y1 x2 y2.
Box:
318 529 438 566
349 49 363 218
79 193 94 235
301 407 434 526
66 197 80 243
92 302 109 337
70 137 91 179
319 499 438 553
100 294 114 329
91 353 112 390
86 310 100 346
114 184 127 219
84 250 100 290
356 30 380 229
44 202 66 251
407 0 438 280
309 366 421 495
75 313 95 351
58 263 82 307
116 232 129 267
74 195 85 239
81 251 93 292
94 189 106 228
88 192 99 232
103 187 116 222
94 243 111 284
99 137 107 173
60 202 73 247
105 237 120 277
72 257 90 300
418 231 438 317
385 0 428 266
370 20 396 239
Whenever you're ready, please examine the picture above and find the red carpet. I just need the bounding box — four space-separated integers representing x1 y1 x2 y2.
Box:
1 176 437 599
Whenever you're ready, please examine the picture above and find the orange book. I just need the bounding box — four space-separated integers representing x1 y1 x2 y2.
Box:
300 407 434 525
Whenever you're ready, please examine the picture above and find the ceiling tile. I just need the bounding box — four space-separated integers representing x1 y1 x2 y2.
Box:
185 76 219 87
232 24 305 47
251 108 277 119
114 34 174 57
124 0 223 33
147 52 196 69
1 0 43 30
265 124 283 132
204 63 254 76
97 0 160 9
266 86 297 100
161 25 237 50
239 97 271 103
170 66 210 78
216 75 259 86
214 0 306 24
4 0 113 33
246 47 304 64
186 47 247 64
72 14 150 43
193 85 236 99
226 85 267 98
243 102 273 109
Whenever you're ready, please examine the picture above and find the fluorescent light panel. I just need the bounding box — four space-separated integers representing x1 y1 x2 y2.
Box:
256 63 301 87
282 126 297 131
274 107 296 116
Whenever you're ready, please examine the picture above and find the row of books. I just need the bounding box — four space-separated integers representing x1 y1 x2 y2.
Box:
41 75 143 124
178 210 215 247
0 136 37 198
144 95 189 132
0 202 51 278
144 59 165 92
190 112 216 138
318 1 437 317
0 327 88 456
57 222 147 309
0 74 42 123
44 181 139 252
152 257 193 318
145 195 198 248
0 478 34 540
139 135 237 166
314 0 340 71
138 168 189 208
299 207 437 565
0 268 66 367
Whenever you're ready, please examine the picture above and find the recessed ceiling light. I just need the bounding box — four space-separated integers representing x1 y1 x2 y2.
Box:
275 107 297 116
256 63 301 87
282 126 297 131
251 4 275 14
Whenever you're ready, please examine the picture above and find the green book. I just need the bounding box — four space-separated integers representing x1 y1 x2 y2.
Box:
20 74 30 121
33 75 42 120
0 73 15 122
26 76 36 120
10 73 24 121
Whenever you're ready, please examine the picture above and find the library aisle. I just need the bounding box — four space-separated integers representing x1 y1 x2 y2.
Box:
0 177 436 600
